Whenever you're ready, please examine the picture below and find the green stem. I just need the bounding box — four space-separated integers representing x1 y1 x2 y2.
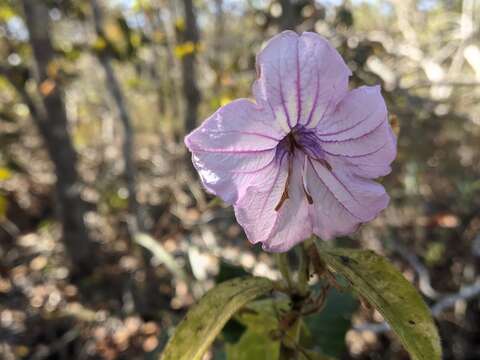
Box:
276 253 293 291
297 244 310 296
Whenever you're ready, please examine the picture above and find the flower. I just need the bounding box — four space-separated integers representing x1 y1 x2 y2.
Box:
185 31 397 252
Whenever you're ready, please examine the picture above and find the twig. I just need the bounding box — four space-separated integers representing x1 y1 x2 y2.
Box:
390 241 441 299
409 80 480 89
0 218 20 238
431 279 480 316
134 232 188 282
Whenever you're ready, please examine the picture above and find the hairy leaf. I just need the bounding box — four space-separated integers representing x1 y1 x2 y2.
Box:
314 242 441 360
161 277 275 360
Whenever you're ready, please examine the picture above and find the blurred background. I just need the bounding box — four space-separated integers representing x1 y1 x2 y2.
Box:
0 0 479 359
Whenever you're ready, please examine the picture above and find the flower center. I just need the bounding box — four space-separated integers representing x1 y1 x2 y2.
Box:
277 126 327 163
274 126 332 212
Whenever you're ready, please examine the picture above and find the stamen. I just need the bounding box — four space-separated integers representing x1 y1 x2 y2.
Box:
320 159 333 171
275 155 293 212
302 156 313 204
275 187 289 211
304 186 313 204
274 128 332 211
311 157 332 171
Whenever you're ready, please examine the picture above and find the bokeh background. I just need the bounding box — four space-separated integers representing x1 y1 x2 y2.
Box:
0 0 479 359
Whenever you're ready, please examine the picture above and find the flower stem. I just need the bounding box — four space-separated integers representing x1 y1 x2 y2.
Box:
297 244 310 296
276 253 293 291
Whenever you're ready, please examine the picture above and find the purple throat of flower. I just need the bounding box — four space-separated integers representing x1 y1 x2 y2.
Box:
274 125 332 212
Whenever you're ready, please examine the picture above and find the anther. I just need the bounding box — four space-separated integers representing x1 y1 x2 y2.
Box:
275 155 293 212
275 188 289 211
304 187 313 204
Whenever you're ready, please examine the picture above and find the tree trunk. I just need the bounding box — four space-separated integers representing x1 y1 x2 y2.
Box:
214 0 224 93
180 0 201 134
143 5 181 123
21 0 98 276
90 0 162 317
280 0 296 30
90 0 143 233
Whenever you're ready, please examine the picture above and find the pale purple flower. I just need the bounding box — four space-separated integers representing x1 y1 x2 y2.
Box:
185 31 397 252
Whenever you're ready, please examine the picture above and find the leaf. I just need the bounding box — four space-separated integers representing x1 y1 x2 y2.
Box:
225 298 289 360
225 326 280 360
314 242 442 360
237 298 291 323
161 277 275 360
0 5 15 22
175 18 186 32
227 298 338 360
299 350 334 360
221 318 246 344
0 167 12 181
303 288 358 357
174 41 196 59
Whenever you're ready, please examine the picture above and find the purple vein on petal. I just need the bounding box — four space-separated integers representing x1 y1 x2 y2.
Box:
265 97 278 123
260 152 287 215
278 64 293 129
203 130 282 142
316 89 336 128
304 69 320 127
308 158 362 220
296 39 302 125
328 169 361 206
250 152 288 244
322 140 389 159
316 106 383 137
193 146 277 154
317 116 385 143
230 156 276 174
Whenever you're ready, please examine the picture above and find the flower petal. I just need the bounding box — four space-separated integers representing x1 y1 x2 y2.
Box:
234 153 312 252
316 86 386 141
298 32 352 128
305 158 389 240
321 123 397 179
326 125 397 179
260 153 313 252
233 154 289 245
315 86 396 178
253 31 351 132
185 99 281 204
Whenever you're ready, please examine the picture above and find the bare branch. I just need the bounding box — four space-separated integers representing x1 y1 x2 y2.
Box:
391 241 442 299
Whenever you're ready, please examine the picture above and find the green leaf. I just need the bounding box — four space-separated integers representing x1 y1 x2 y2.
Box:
303 288 358 357
225 325 280 360
161 277 275 360
227 298 338 360
314 242 442 360
225 298 288 360
235 298 290 326
221 318 246 344
299 350 335 360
